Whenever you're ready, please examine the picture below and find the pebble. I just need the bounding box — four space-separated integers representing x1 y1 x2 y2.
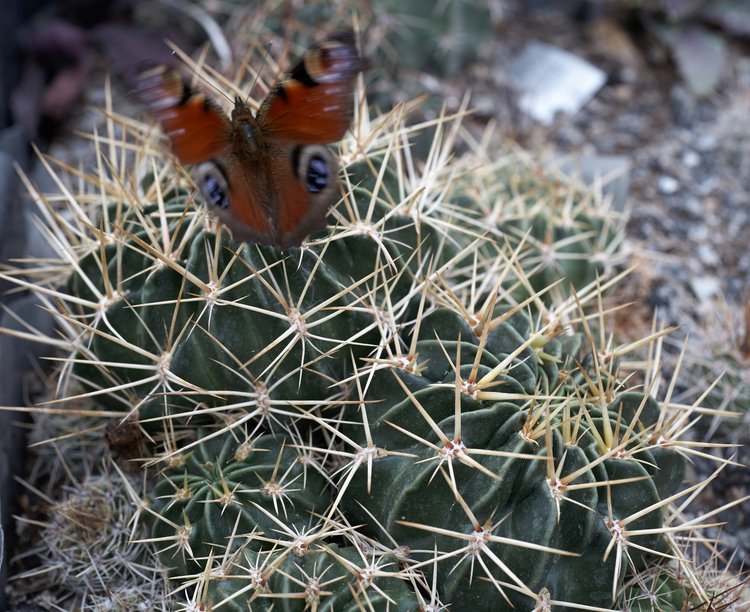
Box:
682 150 700 168
670 84 697 126
696 243 721 267
687 224 709 242
657 175 680 194
697 176 719 196
682 196 706 217
694 133 718 152
651 281 681 321
690 276 721 302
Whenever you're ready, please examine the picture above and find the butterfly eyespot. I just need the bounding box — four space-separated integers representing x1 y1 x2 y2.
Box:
306 155 328 193
196 162 230 209
292 144 335 195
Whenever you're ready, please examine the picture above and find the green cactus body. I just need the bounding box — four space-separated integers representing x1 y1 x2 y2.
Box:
207 544 419 611
48 143 681 610
375 0 493 76
72 232 375 412
522 211 614 295
64 144 616 423
447 165 622 300
149 431 330 577
623 573 705 611
12 65 711 609
66 155 462 423
340 308 686 610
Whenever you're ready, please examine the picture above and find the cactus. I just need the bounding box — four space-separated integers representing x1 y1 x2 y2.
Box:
337 304 687 609
148 430 331 577
3 35 749 612
204 544 420 611
693 301 750 422
61 114 613 426
445 154 626 302
9 469 168 609
618 542 750 612
621 571 704 611
64 154 454 422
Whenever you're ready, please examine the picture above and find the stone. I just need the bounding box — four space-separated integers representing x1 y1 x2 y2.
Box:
508 41 607 125
0 125 31 302
0 294 56 605
690 276 721 302
696 243 720 267
694 133 718 152
682 150 700 168
657 175 680 195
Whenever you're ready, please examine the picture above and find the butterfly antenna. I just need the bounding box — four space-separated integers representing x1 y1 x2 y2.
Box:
194 46 236 105
244 41 274 107
166 40 234 106
198 68 235 106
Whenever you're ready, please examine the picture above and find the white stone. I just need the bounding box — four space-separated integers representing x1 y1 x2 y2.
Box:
657 175 680 195
508 41 607 125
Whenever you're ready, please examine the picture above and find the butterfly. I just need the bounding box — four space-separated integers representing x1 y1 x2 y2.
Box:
138 31 364 247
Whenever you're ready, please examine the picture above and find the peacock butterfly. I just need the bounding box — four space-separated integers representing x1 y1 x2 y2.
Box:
138 31 364 247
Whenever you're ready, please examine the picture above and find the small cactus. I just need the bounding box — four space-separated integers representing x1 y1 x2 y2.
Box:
205 544 420 611
373 0 495 76
10 469 169 608
149 430 331 577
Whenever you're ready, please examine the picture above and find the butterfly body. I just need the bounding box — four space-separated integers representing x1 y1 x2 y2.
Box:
139 32 363 246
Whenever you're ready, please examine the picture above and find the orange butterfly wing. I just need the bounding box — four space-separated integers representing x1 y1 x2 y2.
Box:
139 68 231 163
273 145 335 243
260 31 363 144
262 80 355 144
246 31 364 244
